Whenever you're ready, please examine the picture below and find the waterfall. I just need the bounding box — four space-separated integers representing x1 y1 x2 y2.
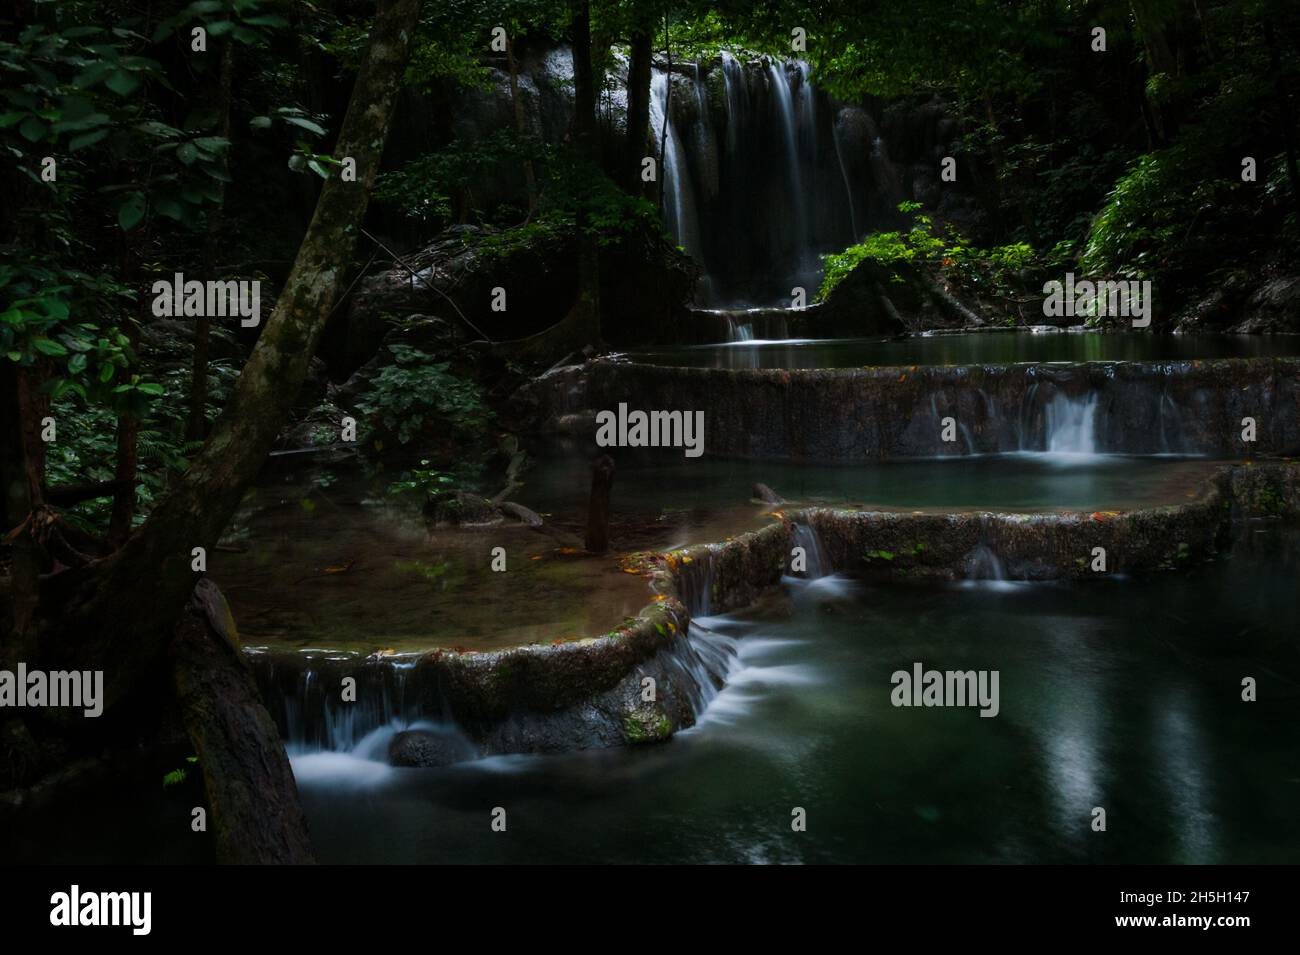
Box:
767 60 808 260
832 114 860 239
1044 394 1099 457
251 654 436 754
727 318 755 342
649 54 866 306
649 70 701 261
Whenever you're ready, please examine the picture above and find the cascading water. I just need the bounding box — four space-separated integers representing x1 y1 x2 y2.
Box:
1012 387 1103 460
1044 393 1100 458
649 70 702 265
651 54 864 306
790 522 828 579
767 60 808 267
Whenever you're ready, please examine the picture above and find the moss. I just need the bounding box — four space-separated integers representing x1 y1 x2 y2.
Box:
624 707 672 744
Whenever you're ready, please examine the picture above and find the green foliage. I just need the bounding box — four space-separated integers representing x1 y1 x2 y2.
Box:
388 459 457 501
819 202 1069 305
1081 147 1248 284
354 345 492 446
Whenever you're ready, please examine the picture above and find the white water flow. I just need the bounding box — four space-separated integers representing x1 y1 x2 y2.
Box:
649 70 701 260
767 61 808 266
791 523 828 579
1044 393 1100 458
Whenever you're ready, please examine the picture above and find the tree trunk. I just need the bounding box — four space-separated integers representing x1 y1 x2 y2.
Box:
1 362 47 667
626 27 653 196
585 454 615 554
35 0 425 720
171 580 314 864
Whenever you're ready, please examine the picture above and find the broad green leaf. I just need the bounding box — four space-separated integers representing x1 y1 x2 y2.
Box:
18 115 46 142
105 69 141 97
32 337 68 356
282 116 326 136
117 191 147 231
69 128 108 151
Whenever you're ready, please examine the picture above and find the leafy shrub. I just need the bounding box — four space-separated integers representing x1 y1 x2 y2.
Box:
354 345 491 447
818 202 1054 303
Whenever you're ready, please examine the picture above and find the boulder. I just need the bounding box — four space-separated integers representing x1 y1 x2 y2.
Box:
388 728 477 768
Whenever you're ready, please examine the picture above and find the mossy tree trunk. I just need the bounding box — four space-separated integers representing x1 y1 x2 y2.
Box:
34 0 423 717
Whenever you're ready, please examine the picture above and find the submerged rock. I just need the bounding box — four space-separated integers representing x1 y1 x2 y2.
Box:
388 729 476 768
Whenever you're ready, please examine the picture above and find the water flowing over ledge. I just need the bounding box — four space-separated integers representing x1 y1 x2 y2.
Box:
249 461 1300 765
520 357 1300 459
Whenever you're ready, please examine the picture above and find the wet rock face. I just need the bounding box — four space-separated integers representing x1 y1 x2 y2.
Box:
1176 273 1300 334
522 357 1300 460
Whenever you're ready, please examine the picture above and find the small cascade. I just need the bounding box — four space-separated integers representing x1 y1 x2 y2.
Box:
674 547 719 616
1045 393 1100 457
251 654 436 754
966 544 1007 581
1013 388 1103 459
959 543 1025 592
710 308 791 342
665 622 740 717
790 522 828 579
728 319 754 342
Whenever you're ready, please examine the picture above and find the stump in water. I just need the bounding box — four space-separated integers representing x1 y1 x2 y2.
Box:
585 454 615 554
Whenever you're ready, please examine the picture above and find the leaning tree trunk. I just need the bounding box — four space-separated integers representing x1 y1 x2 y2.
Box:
171 580 314 864
35 0 424 720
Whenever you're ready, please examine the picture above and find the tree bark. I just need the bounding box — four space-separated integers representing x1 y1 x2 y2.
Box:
171 580 314 864
35 0 425 719
585 454 615 554
1 362 46 667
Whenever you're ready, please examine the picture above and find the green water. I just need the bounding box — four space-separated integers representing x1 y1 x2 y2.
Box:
523 452 1223 524
629 331 1300 370
290 526 1300 864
